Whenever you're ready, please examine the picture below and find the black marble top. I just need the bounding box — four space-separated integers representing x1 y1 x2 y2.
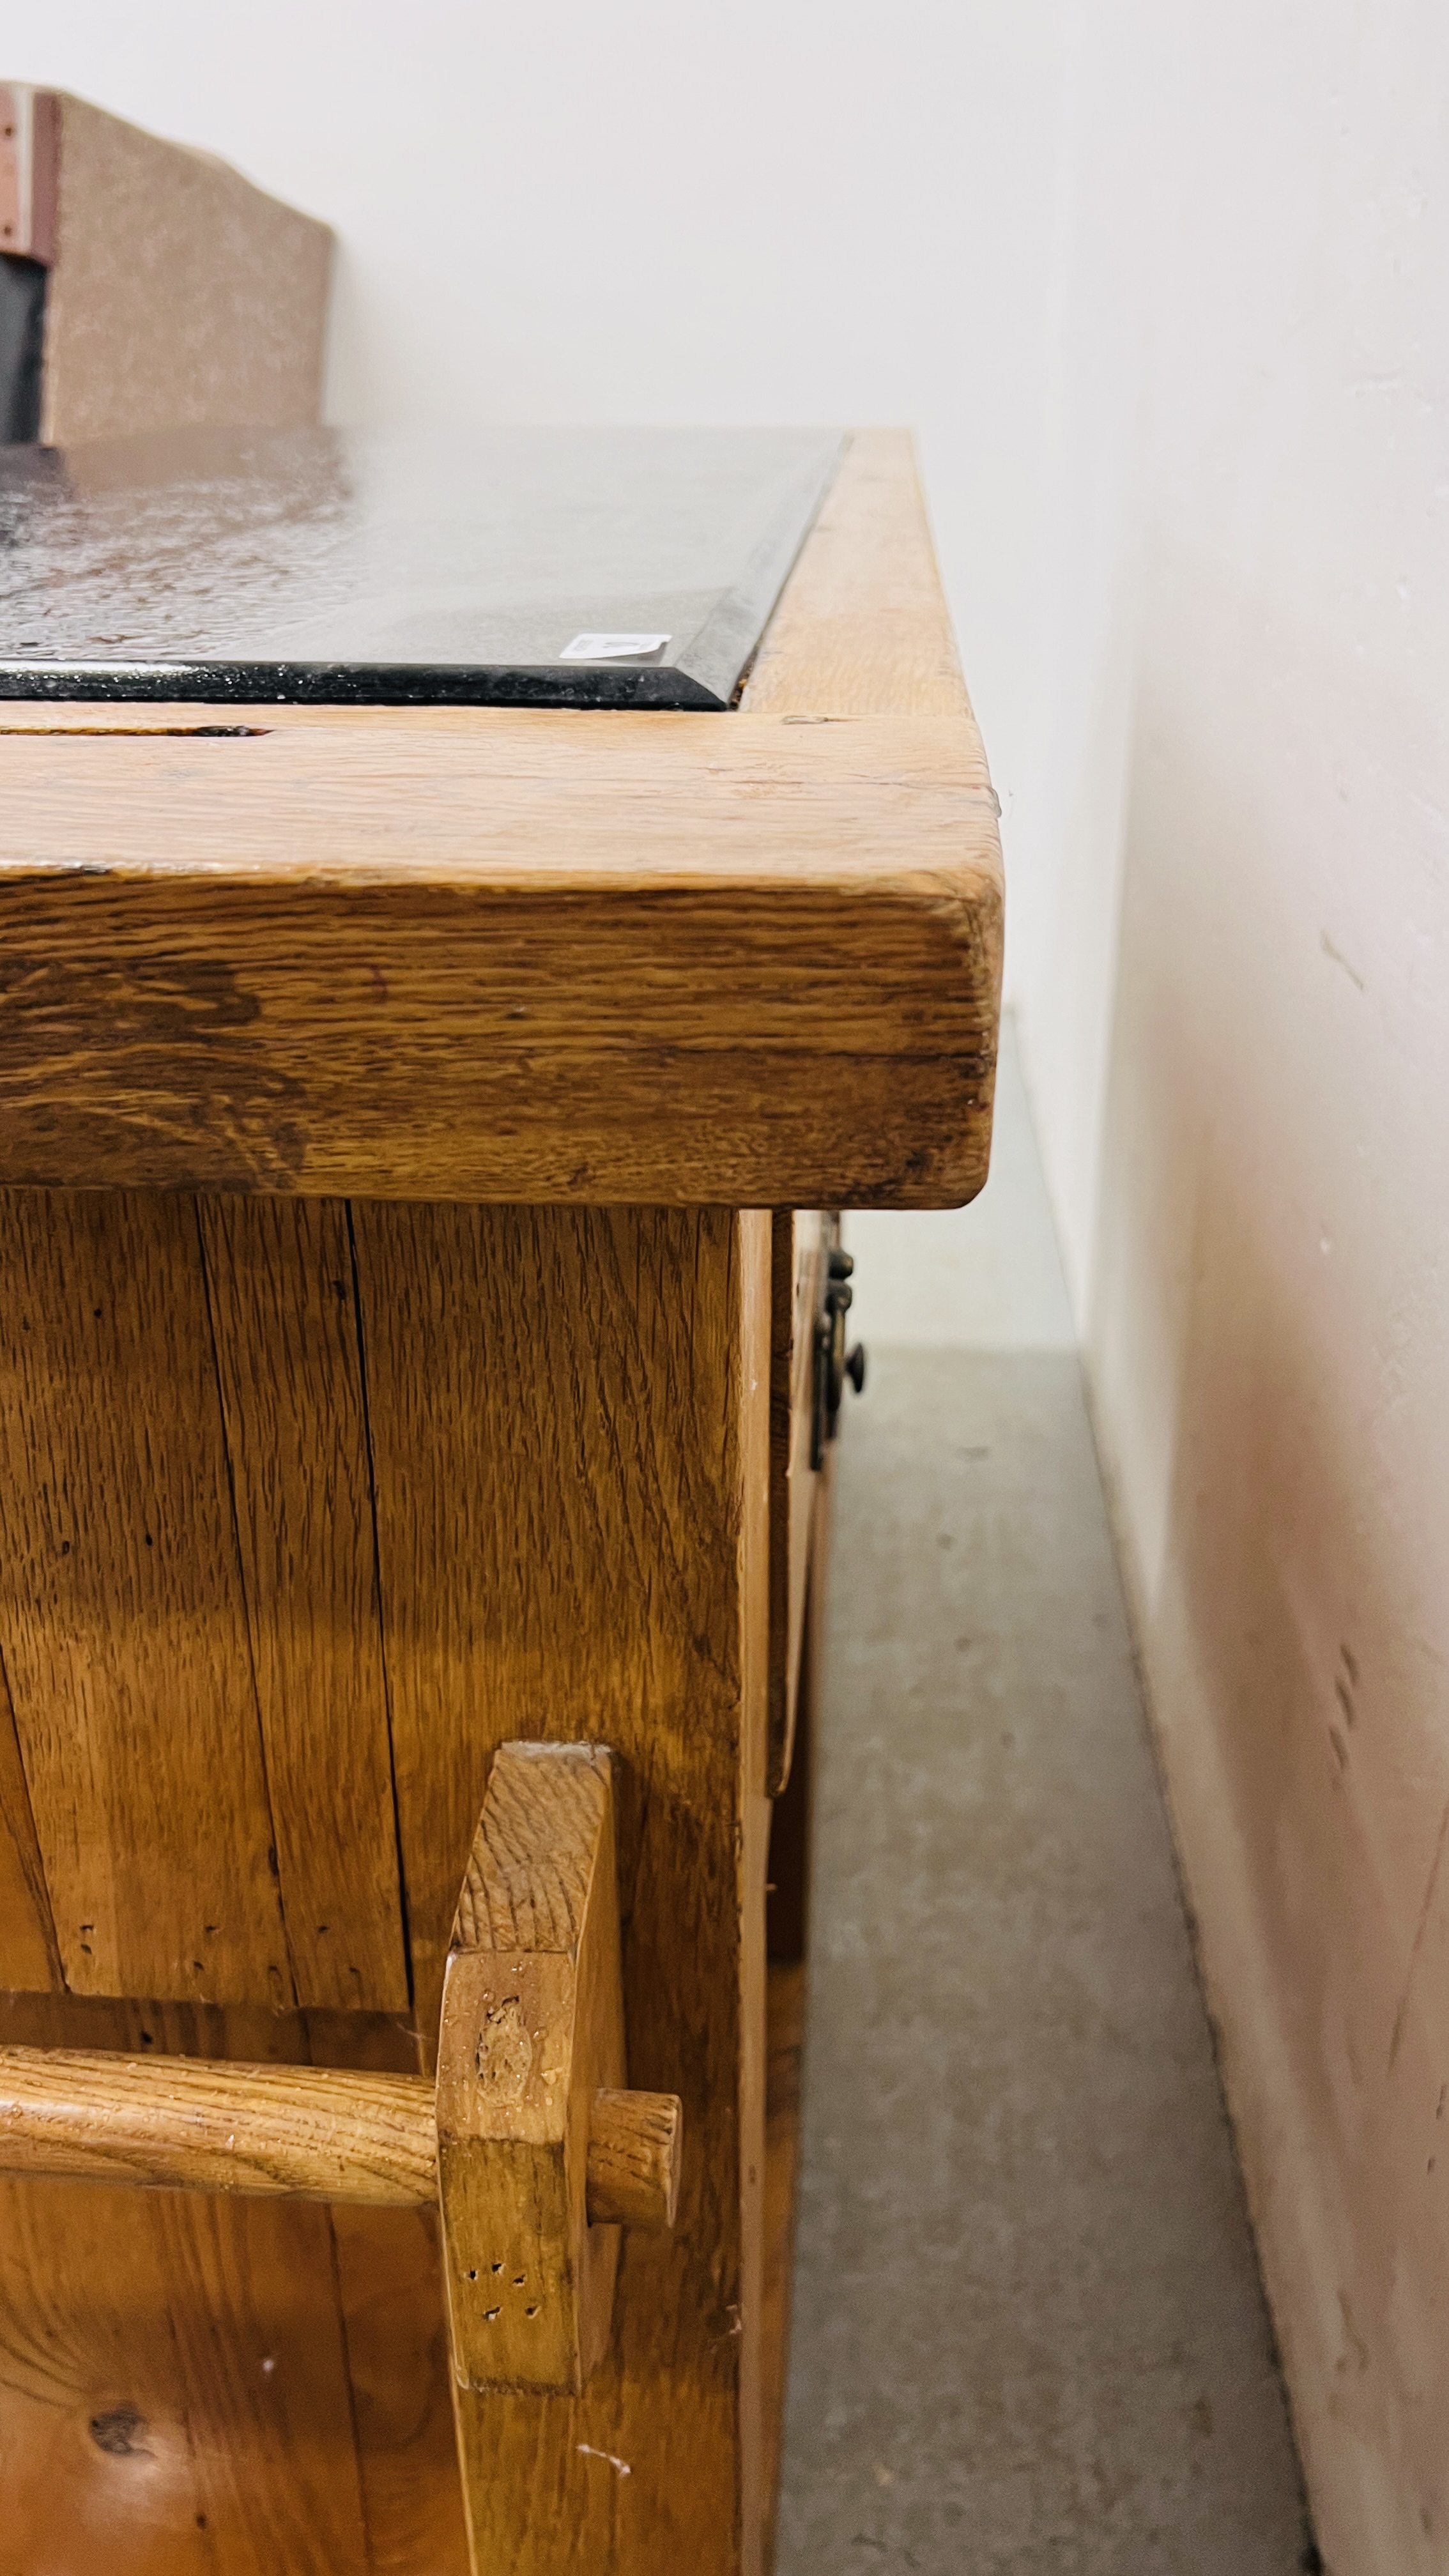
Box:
0 424 842 710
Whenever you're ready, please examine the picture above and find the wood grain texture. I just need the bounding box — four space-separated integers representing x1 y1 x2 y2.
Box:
761 1961 807 2573
0 713 1000 1209
0 2174 218 2575
586 2089 682 2232
0 1188 292 2004
742 427 968 718
0 2042 677 2227
39 89 331 443
198 1194 410 2014
0 1992 374 2574
438 1743 625 2398
767 1212 825 1797
0 1646 60 1993
0 2046 435 2202
0 1949 426 2552
0 1199 774 2560
305 2011 473 2576
452 1741 610 1954
765 1483 829 1975
352 1202 771 2575
139 2186 373 2568
0 435 1002 1213
331 2196 471 2576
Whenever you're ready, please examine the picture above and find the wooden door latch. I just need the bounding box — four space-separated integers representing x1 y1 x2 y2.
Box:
0 1742 680 2397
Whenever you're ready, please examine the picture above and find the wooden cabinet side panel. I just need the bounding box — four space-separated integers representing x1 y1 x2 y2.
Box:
151 2189 374 2571
351 1202 770 2576
331 2201 471 2576
197 1195 410 2014
0 1993 374 2575
0 1189 292 2005
0 1646 61 1991
767 1212 823 1798
0 2168 218 2575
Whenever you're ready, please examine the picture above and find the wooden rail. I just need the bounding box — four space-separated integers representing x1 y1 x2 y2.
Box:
0 2046 680 2230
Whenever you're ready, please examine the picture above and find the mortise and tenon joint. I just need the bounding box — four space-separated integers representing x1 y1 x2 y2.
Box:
0 1740 679 2401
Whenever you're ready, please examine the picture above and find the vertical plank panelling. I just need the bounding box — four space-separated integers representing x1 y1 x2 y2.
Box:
330 2198 471 2576
766 1210 824 1797
0 1993 375 2575
0 1188 386 2566
0 2165 217 2576
760 1961 808 2572
0 1189 291 2005
197 1195 410 2014
154 2188 373 2573
0 1647 60 1992
351 1202 770 2576
307 2007 471 2576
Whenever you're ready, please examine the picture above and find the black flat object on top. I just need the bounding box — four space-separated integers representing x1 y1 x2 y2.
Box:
0 257 46 447
0 422 843 709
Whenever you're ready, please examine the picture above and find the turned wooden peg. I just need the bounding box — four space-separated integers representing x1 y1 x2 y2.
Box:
586 2085 681 2230
0 2054 682 2227
435 1740 682 2397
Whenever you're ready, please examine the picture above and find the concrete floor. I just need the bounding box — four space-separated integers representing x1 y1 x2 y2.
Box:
774 1026 1315 2574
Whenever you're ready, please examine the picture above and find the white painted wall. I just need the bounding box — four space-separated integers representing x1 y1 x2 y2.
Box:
848 1016 1076 1354
1047 9 1449 2573
18 6 1449 2564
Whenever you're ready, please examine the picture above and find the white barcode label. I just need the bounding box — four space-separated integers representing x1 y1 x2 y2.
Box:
558 632 671 662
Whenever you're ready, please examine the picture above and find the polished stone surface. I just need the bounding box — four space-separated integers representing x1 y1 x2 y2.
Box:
0 422 841 707
777 1033 1313 2572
